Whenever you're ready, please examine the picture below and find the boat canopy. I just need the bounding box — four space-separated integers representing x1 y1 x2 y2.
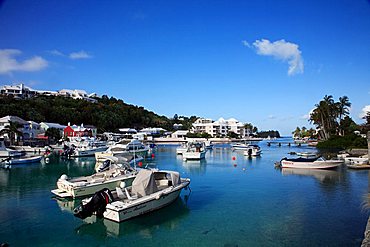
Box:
132 169 158 197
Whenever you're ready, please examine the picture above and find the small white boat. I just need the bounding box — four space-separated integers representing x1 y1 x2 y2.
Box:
243 144 261 157
0 139 24 158
176 142 188 155
73 169 190 222
205 140 213 150
10 145 50 153
51 162 137 198
231 142 250 150
183 142 206 161
94 154 144 172
296 152 318 158
71 146 109 157
344 157 368 165
279 157 343 169
8 155 43 165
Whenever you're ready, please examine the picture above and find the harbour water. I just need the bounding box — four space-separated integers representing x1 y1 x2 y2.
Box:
0 138 369 246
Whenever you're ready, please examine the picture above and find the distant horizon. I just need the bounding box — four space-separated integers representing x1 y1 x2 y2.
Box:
1 1 369 136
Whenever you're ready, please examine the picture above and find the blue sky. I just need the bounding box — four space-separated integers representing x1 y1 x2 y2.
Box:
0 0 369 135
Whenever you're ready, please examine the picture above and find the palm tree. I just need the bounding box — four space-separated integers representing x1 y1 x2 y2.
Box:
337 96 351 135
0 121 23 145
310 95 337 140
292 127 301 138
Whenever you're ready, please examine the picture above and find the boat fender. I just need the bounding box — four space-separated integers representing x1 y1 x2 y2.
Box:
60 174 68 180
45 157 50 163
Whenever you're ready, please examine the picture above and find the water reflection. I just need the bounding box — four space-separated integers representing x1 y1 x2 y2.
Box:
74 197 190 238
281 168 342 184
182 159 207 175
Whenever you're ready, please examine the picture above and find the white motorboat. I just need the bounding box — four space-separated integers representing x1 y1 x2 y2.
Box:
343 157 368 165
279 157 343 169
205 140 213 150
296 152 318 158
243 144 261 157
183 142 206 161
69 146 108 157
73 169 190 223
0 139 24 158
231 142 250 150
100 139 149 157
10 145 50 153
176 142 188 155
94 154 144 172
51 162 137 198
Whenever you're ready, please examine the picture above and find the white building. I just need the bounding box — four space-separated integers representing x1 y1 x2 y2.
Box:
171 130 189 139
192 117 245 137
40 122 67 136
23 121 44 140
0 83 98 102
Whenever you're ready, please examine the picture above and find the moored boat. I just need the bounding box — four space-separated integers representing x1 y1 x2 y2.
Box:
243 144 261 157
279 157 343 169
73 169 190 222
8 155 43 165
51 162 137 198
183 142 206 161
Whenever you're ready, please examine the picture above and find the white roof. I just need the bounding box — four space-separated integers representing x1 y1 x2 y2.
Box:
0 115 27 124
40 122 67 129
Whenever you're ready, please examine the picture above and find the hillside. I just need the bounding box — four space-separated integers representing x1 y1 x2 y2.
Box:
0 95 173 132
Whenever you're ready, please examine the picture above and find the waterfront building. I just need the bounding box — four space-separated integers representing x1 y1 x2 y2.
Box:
192 117 246 138
23 121 44 140
63 123 96 138
171 130 189 139
40 122 67 137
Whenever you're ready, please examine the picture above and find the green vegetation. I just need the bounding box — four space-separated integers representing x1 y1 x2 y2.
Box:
309 95 352 140
308 95 368 149
0 95 176 133
257 130 280 138
292 126 316 139
316 134 367 149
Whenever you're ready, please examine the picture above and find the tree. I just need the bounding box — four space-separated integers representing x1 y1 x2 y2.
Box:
337 96 351 135
0 121 22 145
227 131 239 139
310 95 339 140
292 127 301 138
45 127 62 143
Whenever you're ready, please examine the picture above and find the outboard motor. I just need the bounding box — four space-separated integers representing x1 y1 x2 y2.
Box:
97 159 111 173
73 188 114 219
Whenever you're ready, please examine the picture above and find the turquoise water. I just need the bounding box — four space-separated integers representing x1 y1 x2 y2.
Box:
0 138 369 246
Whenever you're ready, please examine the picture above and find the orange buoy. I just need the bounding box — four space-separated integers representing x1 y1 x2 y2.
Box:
151 153 155 158
233 164 237 167
138 162 143 167
232 156 236 161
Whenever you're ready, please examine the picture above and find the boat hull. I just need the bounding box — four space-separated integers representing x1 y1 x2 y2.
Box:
281 160 342 169
183 151 206 160
104 180 190 222
9 155 43 165
71 146 108 157
52 174 136 198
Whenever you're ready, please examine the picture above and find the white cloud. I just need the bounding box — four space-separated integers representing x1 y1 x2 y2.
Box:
249 39 304 75
49 49 65 56
241 40 251 48
69 50 92 60
0 49 48 74
359 105 370 118
301 108 315 119
268 115 277 119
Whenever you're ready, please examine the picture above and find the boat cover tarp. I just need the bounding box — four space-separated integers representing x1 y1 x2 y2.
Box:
171 172 181 186
132 169 158 197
